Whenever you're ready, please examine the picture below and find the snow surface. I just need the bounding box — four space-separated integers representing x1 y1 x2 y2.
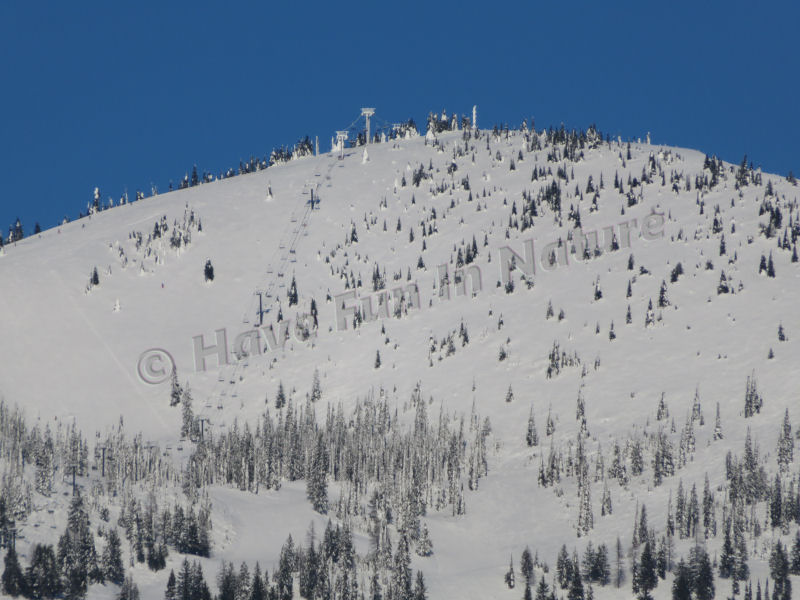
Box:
1 125 798 599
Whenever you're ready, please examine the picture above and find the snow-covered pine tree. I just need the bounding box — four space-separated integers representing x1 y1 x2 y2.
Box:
567 562 584 600
658 280 669 307
520 547 533 587
634 540 657 600
702 474 715 537
250 564 267 600
180 387 194 440
770 472 783 530
671 559 692 600
717 271 729 294
306 433 328 514
164 570 176 600
413 571 427 600
169 369 182 407
556 545 572 589
34 429 54 497
713 402 723 440
57 492 101 598
778 408 793 472
769 541 791 600
546 406 555 436
733 512 749 582
666 492 675 537
102 528 125 585
691 387 703 424
204 259 214 282
644 299 655 327
686 484 700 539
576 439 594 536
790 531 800 576
275 381 286 409
26 544 61 599
743 373 763 417
310 368 322 403
394 533 413 598
416 523 433 557
600 479 612 516
526 405 538 447
118 574 140 599
656 393 668 421
2 545 25 597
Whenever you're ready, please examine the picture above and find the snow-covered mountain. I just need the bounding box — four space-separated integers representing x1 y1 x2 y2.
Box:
0 115 798 600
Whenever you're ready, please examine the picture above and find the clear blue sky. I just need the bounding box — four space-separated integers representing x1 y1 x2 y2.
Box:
1 1 798 235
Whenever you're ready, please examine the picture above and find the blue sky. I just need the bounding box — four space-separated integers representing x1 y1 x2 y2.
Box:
1 1 798 236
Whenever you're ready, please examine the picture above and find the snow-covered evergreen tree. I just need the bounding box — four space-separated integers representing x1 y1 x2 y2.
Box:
777 408 793 472
526 405 538 447
102 528 125 585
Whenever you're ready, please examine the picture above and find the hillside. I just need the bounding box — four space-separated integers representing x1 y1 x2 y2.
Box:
0 115 798 600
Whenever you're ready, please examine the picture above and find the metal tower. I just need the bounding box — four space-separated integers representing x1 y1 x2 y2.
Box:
336 130 348 159
361 107 375 144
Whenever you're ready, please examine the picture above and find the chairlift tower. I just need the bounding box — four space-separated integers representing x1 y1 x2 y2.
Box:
96 442 112 477
66 460 79 495
361 108 375 144
336 131 348 160
255 291 269 326
198 417 211 441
